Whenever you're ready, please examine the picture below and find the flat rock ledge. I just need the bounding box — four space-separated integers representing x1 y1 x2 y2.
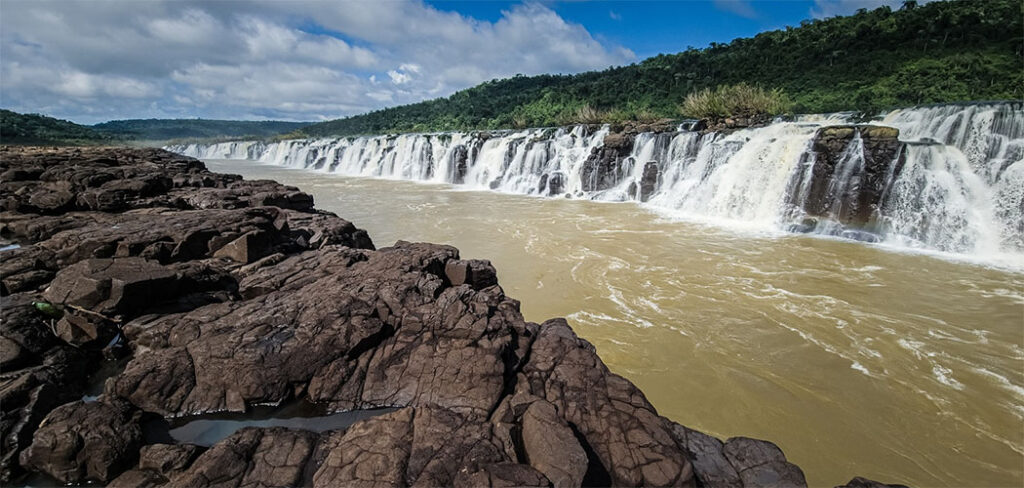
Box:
1 146 903 488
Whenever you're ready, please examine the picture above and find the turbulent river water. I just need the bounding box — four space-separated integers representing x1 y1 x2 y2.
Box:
202 157 1022 487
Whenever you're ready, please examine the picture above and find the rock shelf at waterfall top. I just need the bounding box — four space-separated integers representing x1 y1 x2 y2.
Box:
0 146 911 487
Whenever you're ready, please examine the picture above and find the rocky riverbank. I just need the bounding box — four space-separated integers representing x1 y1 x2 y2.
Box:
1 146 903 487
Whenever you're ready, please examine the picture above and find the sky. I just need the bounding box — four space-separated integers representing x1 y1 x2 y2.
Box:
0 0 921 124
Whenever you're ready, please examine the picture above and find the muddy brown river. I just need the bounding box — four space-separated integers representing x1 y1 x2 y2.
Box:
206 159 1024 487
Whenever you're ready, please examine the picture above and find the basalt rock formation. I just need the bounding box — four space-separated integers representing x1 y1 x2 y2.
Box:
1 146 892 487
787 125 906 234
580 132 636 193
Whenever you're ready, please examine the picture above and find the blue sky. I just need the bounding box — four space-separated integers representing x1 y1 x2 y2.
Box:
0 0 912 123
435 1 837 59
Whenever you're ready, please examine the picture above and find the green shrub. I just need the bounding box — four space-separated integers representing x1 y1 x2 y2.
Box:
679 83 792 120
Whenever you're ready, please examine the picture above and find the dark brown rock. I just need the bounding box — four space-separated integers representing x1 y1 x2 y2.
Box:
788 125 906 229
520 399 587 488
171 427 317 488
581 145 633 192
19 399 143 484
107 468 168 488
519 319 695 486
138 443 204 476
212 230 270 263
28 182 75 214
669 424 742 488
444 258 499 290
313 406 512 487
0 245 57 295
835 476 911 488
0 294 95 484
454 463 551 488
723 437 808 488
54 311 115 347
640 161 660 202
44 257 178 316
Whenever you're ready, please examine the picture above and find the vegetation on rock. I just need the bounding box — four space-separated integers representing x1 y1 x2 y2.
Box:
680 83 792 122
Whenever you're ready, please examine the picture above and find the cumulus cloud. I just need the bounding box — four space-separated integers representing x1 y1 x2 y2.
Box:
0 0 635 123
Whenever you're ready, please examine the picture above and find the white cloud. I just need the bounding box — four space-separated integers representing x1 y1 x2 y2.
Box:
713 0 758 19
388 69 413 85
609 10 622 21
0 0 635 123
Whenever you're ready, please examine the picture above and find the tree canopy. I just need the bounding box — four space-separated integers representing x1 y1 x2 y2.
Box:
300 0 1022 137
0 110 115 145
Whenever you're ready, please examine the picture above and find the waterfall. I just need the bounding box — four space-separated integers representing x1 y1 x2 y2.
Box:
169 102 1023 268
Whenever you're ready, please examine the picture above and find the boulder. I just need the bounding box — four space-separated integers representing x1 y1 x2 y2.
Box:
137 443 204 476
538 172 566 196
520 399 587 488
723 437 808 488
444 258 499 290
670 424 742 488
27 183 75 214
212 230 270 263
54 311 116 348
44 257 178 317
19 399 143 484
171 428 318 487
0 245 57 295
519 319 695 486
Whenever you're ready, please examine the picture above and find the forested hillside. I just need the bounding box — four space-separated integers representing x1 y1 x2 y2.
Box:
0 110 116 145
0 110 314 145
302 0 1022 137
92 119 311 141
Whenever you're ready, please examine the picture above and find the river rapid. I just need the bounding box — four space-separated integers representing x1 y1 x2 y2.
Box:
203 158 1022 487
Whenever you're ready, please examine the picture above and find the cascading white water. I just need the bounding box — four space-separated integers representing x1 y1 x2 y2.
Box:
170 102 1023 267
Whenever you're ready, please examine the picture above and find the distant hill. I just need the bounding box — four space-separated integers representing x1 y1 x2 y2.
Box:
300 0 1022 137
92 119 311 141
0 110 313 145
0 109 115 145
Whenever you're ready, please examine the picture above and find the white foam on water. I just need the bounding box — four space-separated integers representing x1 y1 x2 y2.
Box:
172 102 1024 270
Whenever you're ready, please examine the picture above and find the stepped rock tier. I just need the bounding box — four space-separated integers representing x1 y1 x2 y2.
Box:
175 102 1024 267
0 146 905 487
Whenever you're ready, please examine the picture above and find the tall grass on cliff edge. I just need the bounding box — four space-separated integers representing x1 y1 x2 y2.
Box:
680 83 792 120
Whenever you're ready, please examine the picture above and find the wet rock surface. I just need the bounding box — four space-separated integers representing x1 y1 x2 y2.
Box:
1 146 895 487
789 125 906 229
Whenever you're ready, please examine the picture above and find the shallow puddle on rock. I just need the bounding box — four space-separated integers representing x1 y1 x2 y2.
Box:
149 403 398 446
81 355 129 402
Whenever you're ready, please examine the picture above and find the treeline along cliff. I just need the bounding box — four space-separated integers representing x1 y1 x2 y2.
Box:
299 0 1022 136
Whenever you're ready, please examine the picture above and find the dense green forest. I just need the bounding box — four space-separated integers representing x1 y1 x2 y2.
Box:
0 110 313 145
92 119 311 141
301 0 1023 137
0 110 117 145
